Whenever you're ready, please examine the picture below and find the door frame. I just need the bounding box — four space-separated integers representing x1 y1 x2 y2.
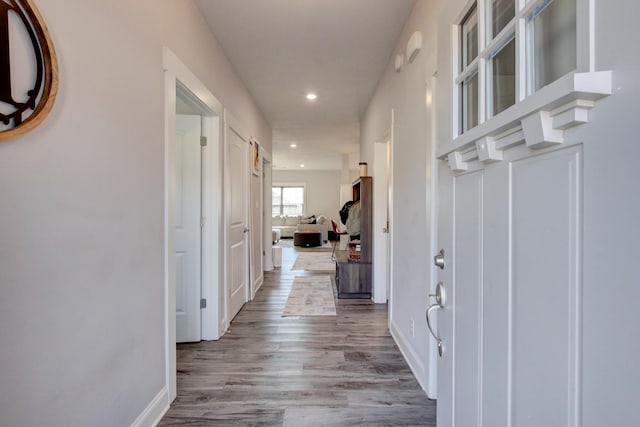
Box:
262 152 273 272
163 47 224 402
250 139 264 298
372 130 391 304
427 70 439 399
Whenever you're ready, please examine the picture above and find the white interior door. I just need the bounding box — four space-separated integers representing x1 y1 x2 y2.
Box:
250 143 263 297
262 156 273 272
175 114 202 343
373 139 390 304
227 125 249 322
436 145 583 427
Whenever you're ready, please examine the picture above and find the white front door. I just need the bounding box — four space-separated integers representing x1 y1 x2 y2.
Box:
436 145 582 427
175 114 202 343
227 124 249 322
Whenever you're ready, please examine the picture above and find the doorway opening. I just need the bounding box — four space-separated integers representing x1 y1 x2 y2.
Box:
163 48 224 402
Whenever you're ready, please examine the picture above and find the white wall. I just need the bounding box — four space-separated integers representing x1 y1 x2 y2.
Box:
360 0 440 392
0 1 270 426
273 169 342 221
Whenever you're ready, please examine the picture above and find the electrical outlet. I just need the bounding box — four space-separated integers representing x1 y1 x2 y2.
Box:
410 318 415 337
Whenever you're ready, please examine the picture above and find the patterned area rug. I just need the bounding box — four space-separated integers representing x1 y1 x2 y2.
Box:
291 251 335 271
282 275 336 316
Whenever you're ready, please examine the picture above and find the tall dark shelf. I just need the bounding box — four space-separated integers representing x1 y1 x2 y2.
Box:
336 176 372 298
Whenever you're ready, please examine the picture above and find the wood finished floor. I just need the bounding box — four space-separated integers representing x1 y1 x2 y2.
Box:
160 240 436 426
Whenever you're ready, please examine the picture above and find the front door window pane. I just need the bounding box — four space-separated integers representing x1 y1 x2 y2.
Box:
528 0 576 91
461 5 478 70
491 37 516 116
490 0 515 39
461 72 479 133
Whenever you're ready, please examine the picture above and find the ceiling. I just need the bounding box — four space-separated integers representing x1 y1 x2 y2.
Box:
195 0 416 170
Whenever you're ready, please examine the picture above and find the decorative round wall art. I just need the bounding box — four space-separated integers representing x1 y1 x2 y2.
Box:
0 0 58 141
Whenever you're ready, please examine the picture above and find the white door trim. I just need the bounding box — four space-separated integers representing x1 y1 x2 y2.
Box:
262 151 274 272
163 47 223 402
388 109 395 318
427 71 439 399
373 133 390 304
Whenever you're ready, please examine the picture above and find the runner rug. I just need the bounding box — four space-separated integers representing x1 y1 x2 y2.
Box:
291 251 335 271
282 275 336 316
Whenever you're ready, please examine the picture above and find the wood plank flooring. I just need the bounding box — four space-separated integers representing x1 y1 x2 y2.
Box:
159 241 436 426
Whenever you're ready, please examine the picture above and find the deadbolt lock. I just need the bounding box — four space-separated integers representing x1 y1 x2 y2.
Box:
434 249 446 270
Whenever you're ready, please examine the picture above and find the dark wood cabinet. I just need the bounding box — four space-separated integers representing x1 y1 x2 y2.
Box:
336 176 372 299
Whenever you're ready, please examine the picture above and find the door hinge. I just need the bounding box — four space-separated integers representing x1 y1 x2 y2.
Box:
201 216 206 229
200 298 207 309
200 136 207 147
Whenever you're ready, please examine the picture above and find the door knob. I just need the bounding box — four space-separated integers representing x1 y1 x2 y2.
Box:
434 249 446 270
426 282 446 357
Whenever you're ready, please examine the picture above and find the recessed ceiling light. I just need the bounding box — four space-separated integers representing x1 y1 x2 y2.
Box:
290 143 297 148
299 164 305 168
306 93 317 100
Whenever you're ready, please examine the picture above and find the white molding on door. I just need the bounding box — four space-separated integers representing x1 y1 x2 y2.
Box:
438 71 612 169
163 47 223 403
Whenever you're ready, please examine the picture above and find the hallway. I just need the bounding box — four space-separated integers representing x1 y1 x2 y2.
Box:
160 243 436 426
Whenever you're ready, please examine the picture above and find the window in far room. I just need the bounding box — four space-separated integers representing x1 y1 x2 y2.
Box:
272 186 305 216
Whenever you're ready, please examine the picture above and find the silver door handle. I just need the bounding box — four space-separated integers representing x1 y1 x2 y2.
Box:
434 249 446 270
426 282 446 357
426 304 443 356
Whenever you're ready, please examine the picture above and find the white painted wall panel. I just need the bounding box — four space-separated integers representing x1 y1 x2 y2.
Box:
511 147 581 427
453 171 483 427
481 165 511 427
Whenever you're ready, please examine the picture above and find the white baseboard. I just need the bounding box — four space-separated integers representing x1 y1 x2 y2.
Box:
130 386 169 427
389 318 431 396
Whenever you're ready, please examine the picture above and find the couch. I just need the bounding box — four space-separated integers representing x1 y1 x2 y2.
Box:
272 215 302 238
272 214 330 242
